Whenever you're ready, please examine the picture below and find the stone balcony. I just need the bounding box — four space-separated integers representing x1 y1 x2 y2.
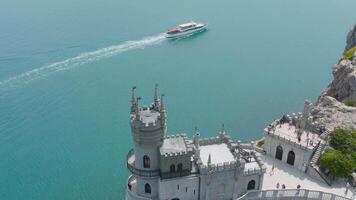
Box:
126 175 151 200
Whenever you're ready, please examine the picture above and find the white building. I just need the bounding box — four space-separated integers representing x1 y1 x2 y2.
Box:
263 100 321 172
126 85 266 200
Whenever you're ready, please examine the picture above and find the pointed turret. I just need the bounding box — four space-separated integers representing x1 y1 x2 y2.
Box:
153 83 160 110
219 123 226 139
193 127 200 148
159 93 167 133
207 154 212 166
131 86 138 114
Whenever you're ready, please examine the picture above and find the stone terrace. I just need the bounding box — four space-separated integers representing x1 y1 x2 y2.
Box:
260 153 355 199
267 123 320 150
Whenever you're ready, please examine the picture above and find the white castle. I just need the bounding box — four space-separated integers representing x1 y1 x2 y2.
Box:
126 85 266 200
125 86 354 200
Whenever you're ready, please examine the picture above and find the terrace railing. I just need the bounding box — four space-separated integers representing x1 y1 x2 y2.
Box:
236 189 352 200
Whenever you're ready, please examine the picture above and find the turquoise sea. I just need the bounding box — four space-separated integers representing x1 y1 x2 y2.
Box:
1 0 356 199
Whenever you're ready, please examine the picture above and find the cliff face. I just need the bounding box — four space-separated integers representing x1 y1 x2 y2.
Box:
345 24 356 52
321 59 356 102
312 25 356 131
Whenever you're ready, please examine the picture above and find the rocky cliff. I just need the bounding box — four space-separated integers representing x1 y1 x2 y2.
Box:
312 25 356 131
345 24 356 53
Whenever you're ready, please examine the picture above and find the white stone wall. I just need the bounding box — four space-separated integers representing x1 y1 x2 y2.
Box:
264 134 312 172
158 176 199 200
136 177 159 199
198 170 263 200
200 170 235 200
134 145 160 170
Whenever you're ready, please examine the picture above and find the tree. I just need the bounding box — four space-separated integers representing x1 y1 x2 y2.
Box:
329 128 356 153
320 150 356 178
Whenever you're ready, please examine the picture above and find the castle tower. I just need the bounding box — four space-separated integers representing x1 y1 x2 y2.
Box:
128 85 167 199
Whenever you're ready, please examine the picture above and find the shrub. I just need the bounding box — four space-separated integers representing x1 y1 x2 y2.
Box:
320 150 356 178
329 128 356 153
257 139 264 147
345 99 356 107
343 46 356 61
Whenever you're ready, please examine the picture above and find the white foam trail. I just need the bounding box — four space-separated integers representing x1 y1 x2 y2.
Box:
0 33 166 89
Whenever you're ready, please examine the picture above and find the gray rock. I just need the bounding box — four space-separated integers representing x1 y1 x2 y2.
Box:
313 24 356 132
319 59 356 102
313 96 356 131
345 24 356 52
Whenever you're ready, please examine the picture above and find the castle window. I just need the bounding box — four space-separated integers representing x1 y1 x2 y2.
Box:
177 163 183 172
287 150 295 166
177 184 179 190
145 183 151 194
194 190 195 195
275 145 283 160
170 164 176 173
143 155 150 168
185 187 188 192
247 180 256 190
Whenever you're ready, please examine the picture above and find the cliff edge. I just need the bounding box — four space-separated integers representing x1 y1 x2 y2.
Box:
313 24 356 131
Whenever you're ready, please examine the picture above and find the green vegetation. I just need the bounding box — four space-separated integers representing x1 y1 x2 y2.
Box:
329 128 356 153
343 46 356 61
320 150 355 178
256 139 264 147
320 128 356 178
345 99 356 107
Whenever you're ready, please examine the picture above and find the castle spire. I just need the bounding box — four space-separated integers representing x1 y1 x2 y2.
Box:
160 93 165 111
207 154 212 166
219 123 226 138
154 83 160 109
131 86 138 114
160 93 167 133
194 127 200 148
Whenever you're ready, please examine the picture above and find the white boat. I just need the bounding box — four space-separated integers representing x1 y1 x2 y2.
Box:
165 22 207 38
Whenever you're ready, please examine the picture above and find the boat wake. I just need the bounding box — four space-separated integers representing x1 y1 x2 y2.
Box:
0 33 166 90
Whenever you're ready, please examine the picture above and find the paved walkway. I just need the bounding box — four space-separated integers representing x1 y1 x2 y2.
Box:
260 153 356 199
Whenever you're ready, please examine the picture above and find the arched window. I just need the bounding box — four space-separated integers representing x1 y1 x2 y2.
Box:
287 150 295 166
177 163 183 172
145 183 151 194
170 164 176 173
143 155 150 168
275 145 283 160
247 180 256 190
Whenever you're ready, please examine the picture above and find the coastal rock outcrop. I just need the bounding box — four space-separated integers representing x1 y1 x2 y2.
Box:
312 96 356 131
313 24 356 131
345 24 356 52
320 59 356 103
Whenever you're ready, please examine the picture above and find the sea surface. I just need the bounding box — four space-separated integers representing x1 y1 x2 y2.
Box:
1 0 356 199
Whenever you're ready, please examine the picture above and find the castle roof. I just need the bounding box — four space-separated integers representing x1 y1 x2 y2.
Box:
160 134 189 155
199 143 235 165
138 107 160 125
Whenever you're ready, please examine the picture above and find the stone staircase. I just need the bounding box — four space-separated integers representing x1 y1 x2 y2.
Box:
307 141 333 186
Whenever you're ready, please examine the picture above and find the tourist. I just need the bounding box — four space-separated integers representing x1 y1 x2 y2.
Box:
296 184 301 195
345 182 350 195
276 182 280 189
282 184 286 189
270 164 275 175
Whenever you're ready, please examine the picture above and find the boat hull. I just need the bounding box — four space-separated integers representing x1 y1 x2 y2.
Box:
165 24 207 38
